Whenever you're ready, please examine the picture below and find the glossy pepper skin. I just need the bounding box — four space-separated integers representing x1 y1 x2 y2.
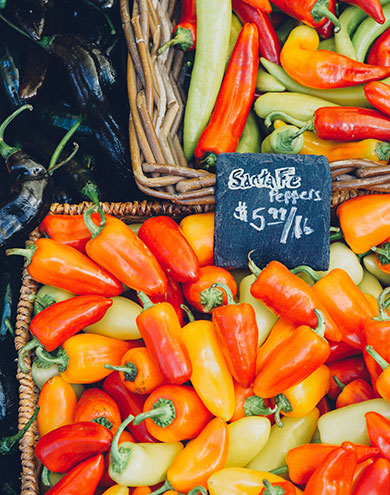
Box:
45 454 104 495
30 295 112 352
133 384 213 442
353 457 390 494
138 216 199 283
342 0 385 24
327 355 370 400
159 0 196 52
149 276 184 325
368 28 390 66
259 480 296 494
365 81 390 118
281 26 390 89
253 310 330 398
232 0 281 64
73 388 122 434
272 0 339 29
366 411 390 460
6 238 122 297
364 287 390 362
365 346 390 403
335 378 376 408
256 319 295 373
179 213 215 267
249 260 341 342
36 421 112 473
194 23 259 169
84 211 167 297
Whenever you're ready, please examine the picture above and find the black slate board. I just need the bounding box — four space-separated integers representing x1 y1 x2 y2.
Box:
214 153 331 270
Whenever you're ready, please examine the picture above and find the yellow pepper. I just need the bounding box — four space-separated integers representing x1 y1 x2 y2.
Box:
102 485 129 495
225 416 271 468
181 320 235 420
208 467 303 495
246 408 319 472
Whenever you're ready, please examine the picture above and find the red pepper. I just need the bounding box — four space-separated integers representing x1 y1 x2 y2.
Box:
46 454 104 495
353 457 390 495
365 81 390 119
363 349 383 397
249 259 342 342
6 238 122 297
327 355 370 400
366 411 390 460
316 396 330 416
102 372 157 443
35 422 112 473
253 310 330 398
84 209 167 297
194 23 259 169
232 0 281 65
364 287 390 362
30 295 112 352
334 378 376 408
159 0 196 53
303 442 357 495
352 458 376 491
136 293 192 385
230 382 255 422
367 28 390 66
316 0 336 39
138 216 199 283
365 346 390 402
341 0 385 24
271 0 340 29
149 276 184 325
202 282 258 388
73 388 122 434
326 340 361 363
242 0 272 13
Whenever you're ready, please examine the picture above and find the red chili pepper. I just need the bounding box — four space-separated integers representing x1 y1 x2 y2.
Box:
366 411 390 460
367 28 390 66
353 457 390 494
253 310 330 398
365 82 390 118
46 454 104 495
84 208 167 297
364 287 390 362
201 282 258 388
102 372 157 443
30 295 112 352
35 422 112 473
159 0 196 53
242 0 272 13
341 0 385 24
136 293 192 385
271 0 340 29
326 339 361 363
138 216 199 283
303 442 357 495
334 378 376 408
6 238 122 297
258 480 296 494
316 0 336 39
194 23 259 169
249 259 342 342
232 0 281 65
149 276 184 325
327 355 370 400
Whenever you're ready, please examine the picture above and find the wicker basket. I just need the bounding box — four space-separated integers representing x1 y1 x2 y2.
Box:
15 200 212 495
122 0 390 205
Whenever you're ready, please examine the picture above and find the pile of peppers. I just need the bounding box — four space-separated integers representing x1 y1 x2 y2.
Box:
0 192 389 494
173 0 390 167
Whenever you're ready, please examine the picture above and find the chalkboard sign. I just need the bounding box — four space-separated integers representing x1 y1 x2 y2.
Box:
214 153 331 270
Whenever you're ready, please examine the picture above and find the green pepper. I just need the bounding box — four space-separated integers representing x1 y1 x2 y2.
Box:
225 416 271 469
318 37 336 51
235 112 261 154
318 399 390 445
227 14 242 63
358 268 383 298
353 3 390 62
256 69 286 93
183 0 231 160
260 57 390 106
246 408 319 472
261 125 305 154
33 285 74 315
364 254 390 286
239 275 278 346
334 5 367 59
109 415 183 486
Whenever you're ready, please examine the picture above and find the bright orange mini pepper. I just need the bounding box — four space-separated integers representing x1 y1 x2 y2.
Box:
102 485 129 495
73 388 122 434
365 345 390 402
179 213 215 267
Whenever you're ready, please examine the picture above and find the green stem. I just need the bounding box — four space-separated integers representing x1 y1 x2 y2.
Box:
48 116 82 171
110 414 134 474
3 318 14 337
41 466 52 487
5 244 36 266
149 480 174 495
181 304 195 322
374 287 390 322
104 362 138 382
269 465 289 476
200 152 217 170
333 375 345 391
83 205 105 239
262 479 287 495
211 282 235 305
0 12 53 50
247 250 261 277
159 26 194 53
84 0 116 34
199 286 225 312
312 309 326 340
365 345 390 371
188 487 208 495
34 346 69 373
0 105 33 161
244 395 277 417
311 0 341 31
0 407 39 455
133 398 176 427
91 417 113 430
290 265 320 282
18 337 42 374
81 182 100 205
264 112 310 129
329 227 345 242
137 291 154 311
273 394 293 428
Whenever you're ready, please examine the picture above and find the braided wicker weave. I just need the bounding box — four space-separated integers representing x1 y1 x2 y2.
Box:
16 200 212 495
122 0 390 205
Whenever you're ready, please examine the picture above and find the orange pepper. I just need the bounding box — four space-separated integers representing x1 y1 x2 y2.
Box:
73 388 122 434
167 417 229 493
105 347 165 395
179 213 215 267
37 376 77 436
255 318 295 374
101 485 129 495
230 382 254 422
132 489 152 495
242 0 271 13
365 346 390 402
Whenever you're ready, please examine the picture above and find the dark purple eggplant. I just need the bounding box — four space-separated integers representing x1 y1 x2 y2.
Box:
3 0 48 41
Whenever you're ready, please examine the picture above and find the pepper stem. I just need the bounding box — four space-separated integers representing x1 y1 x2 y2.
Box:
188 488 208 495
110 413 135 474
137 291 155 310
34 346 69 373
199 286 225 312
149 480 174 495
159 26 194 53
371 242 390 267
262 479 287 495
133 398 176 427
365 345 390 371
48 116 82 172
212 283 235 305
329 226 344 242
181 304 195 322
18 337 42 374
333 375 345 391
41 466 52 487
104 362 138 382
248 250 261 277
285 122 312 141
290 265 320 282
311 0 341 31
269 466 289 476
81 182 100 205
83 205 106 239
5 244 37 266
312 309 326 340
373 287 390 322
0 105 33 161
199 152 217 170
92 417 113 430
84 0 116 34
273 394 293 428
0 407 39 455
264 112 309 129
244 395 277 417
